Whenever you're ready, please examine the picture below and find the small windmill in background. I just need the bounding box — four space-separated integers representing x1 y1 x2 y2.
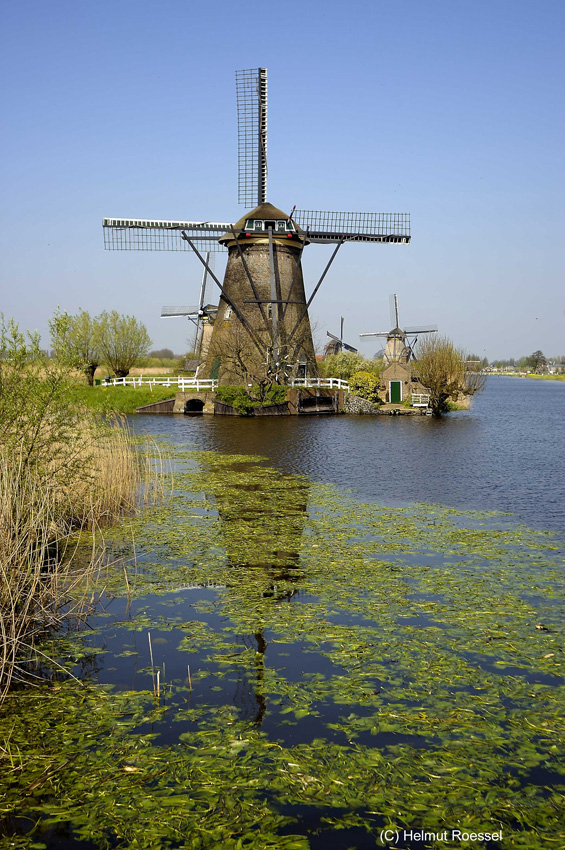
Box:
360 294 437 365
324 317 358 356
160 253 217 360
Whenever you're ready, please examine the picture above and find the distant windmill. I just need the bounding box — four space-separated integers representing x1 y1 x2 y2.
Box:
360 294 437 365
103 68 411 384
160 253 216 358
325 317 358 356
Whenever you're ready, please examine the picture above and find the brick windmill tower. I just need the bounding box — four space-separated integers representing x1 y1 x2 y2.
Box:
103 68 411 385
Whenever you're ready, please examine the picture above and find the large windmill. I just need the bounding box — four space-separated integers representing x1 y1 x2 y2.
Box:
360 294 437 365
103 68 411 384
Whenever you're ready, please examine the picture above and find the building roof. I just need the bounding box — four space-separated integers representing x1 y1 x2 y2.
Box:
219 202 307 248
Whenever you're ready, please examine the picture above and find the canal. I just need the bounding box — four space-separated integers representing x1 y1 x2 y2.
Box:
1 377 563 849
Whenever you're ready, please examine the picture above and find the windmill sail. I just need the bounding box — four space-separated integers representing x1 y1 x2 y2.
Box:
404 325 438 334
294 210 410 244
236 67 268 207
102 219 230 252
161 306 201 318
390 294 400 328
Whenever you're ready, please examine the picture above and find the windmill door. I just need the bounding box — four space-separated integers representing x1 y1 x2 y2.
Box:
389 381 402 403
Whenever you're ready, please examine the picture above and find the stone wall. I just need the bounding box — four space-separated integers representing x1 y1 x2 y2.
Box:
343 394 381 415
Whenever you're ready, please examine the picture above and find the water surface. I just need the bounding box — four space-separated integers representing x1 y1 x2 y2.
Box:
1 376 563 850
133 376 565 529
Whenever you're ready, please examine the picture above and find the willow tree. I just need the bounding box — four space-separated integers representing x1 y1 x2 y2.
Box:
50 309 102 385
97 312 152 379
415 336 485 416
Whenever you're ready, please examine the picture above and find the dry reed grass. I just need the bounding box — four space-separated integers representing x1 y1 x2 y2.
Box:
0 417 158 701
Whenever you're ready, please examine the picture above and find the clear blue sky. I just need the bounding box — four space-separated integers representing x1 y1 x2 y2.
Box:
1 0 563 360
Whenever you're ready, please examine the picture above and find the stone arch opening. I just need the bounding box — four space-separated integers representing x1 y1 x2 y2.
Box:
184 399 205 415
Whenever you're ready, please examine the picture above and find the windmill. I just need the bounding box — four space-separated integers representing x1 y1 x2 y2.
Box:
325 317 358 356
360 294 437 365
160 253 217 360
103 68 411 385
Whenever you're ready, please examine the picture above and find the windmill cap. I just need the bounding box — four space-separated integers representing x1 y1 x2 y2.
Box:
219 202 307 246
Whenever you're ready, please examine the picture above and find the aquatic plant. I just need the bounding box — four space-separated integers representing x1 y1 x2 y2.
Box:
1 451 563 847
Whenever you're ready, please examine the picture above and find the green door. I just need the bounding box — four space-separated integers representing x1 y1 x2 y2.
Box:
390 381 402 403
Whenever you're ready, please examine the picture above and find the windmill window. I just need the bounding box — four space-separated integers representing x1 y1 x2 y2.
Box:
276 221 286 232
264 220 276 230
267 304 273 319
225 306 232 320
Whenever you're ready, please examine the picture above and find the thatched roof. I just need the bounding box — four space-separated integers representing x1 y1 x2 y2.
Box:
219 202 306 247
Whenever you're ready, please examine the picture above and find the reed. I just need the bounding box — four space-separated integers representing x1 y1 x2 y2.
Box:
0 416 157 701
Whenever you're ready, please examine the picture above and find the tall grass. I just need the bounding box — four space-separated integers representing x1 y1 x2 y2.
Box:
0 316 162 700
0 418 156 701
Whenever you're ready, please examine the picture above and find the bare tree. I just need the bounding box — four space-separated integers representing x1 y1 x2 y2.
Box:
416 336 485 416
206 317 315 399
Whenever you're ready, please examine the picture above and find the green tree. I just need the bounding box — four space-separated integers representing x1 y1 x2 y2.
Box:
321 352 382 381
525 350 547 373
50 309 102 385
416 336 485 416
97 311 152 378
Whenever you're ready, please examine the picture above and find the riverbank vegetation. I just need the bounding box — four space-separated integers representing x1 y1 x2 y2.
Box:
0 316 156 699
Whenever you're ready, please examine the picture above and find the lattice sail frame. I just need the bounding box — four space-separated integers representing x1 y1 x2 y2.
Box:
102 211 411 252
294 211 410 243
236 67 268 207
102 219 230 252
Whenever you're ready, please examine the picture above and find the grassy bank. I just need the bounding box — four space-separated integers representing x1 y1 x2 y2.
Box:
526 373 565 381
71 384 176 414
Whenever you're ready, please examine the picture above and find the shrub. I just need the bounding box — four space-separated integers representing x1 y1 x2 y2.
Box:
250 384 288 406
215 386 255 415
215 384 289 415
349 370 382 403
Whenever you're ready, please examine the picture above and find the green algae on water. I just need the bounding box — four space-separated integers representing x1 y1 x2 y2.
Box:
1 451 563 849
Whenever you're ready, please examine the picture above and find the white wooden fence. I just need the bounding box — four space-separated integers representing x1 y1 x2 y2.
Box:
290 377 350 391
411 393 430 407
101 375 351 392
102 376 218 391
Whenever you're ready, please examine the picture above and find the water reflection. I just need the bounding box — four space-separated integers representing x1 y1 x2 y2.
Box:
194 455 311 724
